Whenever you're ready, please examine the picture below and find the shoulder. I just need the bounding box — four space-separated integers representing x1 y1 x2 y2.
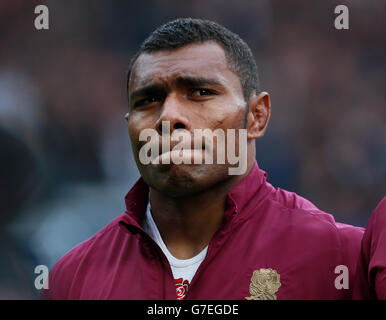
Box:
264 188 364 291
57 213 126 261
265 187 364 247
40 214 128 299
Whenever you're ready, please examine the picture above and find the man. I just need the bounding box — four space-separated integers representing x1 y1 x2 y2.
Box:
41 18 365 300
354 198 386 299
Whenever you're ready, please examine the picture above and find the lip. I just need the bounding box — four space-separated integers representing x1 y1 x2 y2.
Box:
152 148 207 165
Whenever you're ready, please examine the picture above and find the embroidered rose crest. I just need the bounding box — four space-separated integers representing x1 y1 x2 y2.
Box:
245 268 281 300
174 278 190 300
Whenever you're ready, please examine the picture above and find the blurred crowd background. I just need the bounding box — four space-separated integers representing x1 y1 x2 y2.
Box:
0 0 384 298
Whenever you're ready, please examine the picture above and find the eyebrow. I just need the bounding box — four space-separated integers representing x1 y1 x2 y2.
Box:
175 76 222 88
129 84 165 103
129 76 223 102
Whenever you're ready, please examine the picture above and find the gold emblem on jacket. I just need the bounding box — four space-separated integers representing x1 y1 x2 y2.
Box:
245 268 281 300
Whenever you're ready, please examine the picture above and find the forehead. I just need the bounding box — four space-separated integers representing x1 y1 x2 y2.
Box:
129 42 239 91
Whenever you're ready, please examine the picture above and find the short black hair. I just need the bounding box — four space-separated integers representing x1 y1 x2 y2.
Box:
126 18 260 104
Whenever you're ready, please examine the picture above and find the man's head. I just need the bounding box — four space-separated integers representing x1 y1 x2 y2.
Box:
125 18 270 197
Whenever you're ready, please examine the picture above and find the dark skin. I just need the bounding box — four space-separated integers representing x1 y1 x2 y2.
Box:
126 41 270 259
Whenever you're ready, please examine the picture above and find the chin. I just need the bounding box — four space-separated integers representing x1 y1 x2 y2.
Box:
144 163 228 197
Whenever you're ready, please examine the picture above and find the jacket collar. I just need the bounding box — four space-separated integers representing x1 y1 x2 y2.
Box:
119 161 270 230
227 160 269 215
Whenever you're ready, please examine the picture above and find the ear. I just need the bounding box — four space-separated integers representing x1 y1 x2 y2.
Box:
124 112 129 121
246 91 271 139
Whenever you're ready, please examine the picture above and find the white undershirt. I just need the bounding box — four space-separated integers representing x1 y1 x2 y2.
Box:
143 202 208 284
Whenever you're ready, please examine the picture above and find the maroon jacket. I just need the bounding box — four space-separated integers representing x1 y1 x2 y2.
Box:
354 197 386 299
41 162 365 299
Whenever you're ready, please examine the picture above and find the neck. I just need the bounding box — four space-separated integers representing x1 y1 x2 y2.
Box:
149 150 255 259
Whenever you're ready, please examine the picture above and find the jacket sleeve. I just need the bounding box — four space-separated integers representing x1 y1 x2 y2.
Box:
354 197 386 299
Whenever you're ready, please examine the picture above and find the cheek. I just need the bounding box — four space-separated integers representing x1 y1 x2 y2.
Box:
127 117 136 139
206 94 245 126
128 110 151 132
127 116 143 149
210 104 246 130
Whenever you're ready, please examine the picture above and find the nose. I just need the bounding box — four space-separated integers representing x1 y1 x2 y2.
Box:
155 93 189 135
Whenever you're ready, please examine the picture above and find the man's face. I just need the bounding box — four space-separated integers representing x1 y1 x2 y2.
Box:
126 42 248 196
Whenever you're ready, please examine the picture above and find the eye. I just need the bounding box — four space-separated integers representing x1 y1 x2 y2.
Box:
190 88 216 97
134 96 161 108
